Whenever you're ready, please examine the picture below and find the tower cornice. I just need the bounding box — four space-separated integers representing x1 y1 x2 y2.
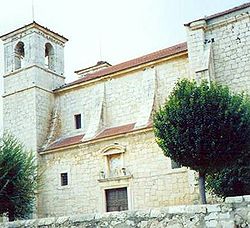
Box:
0 21 68 43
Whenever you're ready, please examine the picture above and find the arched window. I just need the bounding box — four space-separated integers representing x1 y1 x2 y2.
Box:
14 41 25 70
45 43 54 70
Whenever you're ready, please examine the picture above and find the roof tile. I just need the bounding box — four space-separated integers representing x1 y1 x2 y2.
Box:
57 42 187 90
44 122 152 151
46 134 84 150
95 123 136 140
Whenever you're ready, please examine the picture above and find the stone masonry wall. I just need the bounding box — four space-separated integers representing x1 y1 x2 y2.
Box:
57 55 189 139
2 26 65 151
3 28 65 76
3 75 56 151
3 88 37 150
1 195 249 228
186 6 250 93
3 66 64 96
205 13 250 93
38 130 198 218
35 89 54 149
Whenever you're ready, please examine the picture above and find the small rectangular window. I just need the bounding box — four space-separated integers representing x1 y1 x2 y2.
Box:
61 173 68 186
171 159 181 169
74 114 81 129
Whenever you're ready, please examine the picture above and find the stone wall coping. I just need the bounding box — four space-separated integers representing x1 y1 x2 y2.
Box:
1 195 249 227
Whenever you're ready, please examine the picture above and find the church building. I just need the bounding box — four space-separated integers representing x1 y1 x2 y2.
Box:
1 3 250 217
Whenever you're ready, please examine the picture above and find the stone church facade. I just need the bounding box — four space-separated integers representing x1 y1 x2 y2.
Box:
1 3 249 218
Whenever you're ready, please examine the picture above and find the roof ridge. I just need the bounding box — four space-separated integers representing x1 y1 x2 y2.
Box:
0 21 68 41
185 2 250 26
57 42 187 90
84 42 187 76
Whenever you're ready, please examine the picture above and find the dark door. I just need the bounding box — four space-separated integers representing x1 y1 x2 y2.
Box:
105 187 128 212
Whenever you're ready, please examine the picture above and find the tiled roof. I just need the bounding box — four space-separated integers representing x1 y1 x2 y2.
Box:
44 122 152 152
185 2 250 26
57 42 187 90
0 21 68 42
75 61 112 74
46 134 84 151
95 123 136 140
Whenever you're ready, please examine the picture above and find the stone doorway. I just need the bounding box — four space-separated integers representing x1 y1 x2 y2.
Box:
105 187 128 212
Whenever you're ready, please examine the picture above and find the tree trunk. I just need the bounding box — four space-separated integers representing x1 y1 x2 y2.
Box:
8 210 14 222
199 172 207 204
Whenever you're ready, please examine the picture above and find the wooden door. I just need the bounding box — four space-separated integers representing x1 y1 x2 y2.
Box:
105 187 128 212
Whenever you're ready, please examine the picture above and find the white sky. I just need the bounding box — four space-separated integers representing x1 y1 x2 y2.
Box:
0 0 249 132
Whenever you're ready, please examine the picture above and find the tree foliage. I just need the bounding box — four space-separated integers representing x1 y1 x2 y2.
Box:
154 79 250 202
206 160 250 198
0 134 38 221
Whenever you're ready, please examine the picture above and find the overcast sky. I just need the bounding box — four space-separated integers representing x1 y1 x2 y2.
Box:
0 0 249 132
0 0 249 81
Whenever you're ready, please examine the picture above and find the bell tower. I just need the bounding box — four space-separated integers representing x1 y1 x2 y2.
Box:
1 22 68 151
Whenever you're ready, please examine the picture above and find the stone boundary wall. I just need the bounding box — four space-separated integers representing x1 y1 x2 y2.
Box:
0 195 249 228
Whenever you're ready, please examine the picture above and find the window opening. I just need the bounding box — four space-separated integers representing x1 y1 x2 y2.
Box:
74 114 81 129
45 43 54 70
61 173 68 186
14 42 25 70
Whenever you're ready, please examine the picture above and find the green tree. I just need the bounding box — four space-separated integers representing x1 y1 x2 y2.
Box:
0 134 38 221
206 160 250 198
154 79 250 203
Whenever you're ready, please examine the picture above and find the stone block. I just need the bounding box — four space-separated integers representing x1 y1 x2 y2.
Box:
70 214 95 223
221 204 233 213
23 219 37 227
243 195 250 202
225 196 243 204
218 212 231 220
205 219 218 228
149 220 166 228
7 221 25 228
205 212 218 221
138 220 148 228
56 216 69 224
165 222 183 228
149 208 162 218
135 209 151 218
113 223 131 228
159 207 169 214
185 205 207 214
37 217 55 226
168 205 186 214
207 204 221 213
220 220 235 228
0 215 8 223
234 214 247 226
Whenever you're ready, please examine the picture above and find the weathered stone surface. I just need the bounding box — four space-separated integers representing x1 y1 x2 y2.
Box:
205 219 218 228
206 204 221 213
0 196 249 228
56 216 69 225
220 220 235 228
1 2 250 220
243 195 250 202
225 196 243 204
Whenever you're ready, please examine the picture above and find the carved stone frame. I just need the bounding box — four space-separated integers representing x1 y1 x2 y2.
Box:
99 144 126 178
